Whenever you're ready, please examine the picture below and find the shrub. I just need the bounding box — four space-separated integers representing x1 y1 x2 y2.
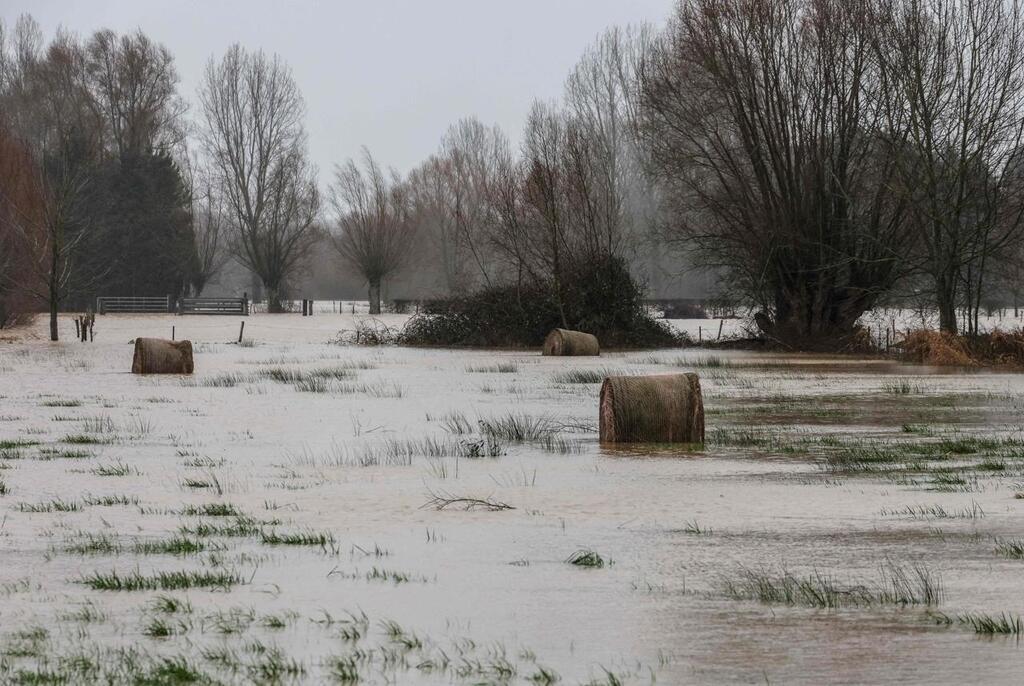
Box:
399 255 681 349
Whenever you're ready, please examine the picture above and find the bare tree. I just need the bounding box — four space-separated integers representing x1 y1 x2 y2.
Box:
881 0 1024 334
183 157 230 296
330 149 415 314
407 155 466 294
564 25 653 260
198 44 318 312
0 23 102 340
639 0 916 349
85 29 186 157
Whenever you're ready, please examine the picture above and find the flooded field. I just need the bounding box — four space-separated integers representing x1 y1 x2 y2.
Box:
2 314 1024 684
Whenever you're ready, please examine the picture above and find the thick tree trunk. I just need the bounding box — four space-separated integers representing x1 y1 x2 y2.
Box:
936 277 957 334
368 279 381 315
266 285 282 313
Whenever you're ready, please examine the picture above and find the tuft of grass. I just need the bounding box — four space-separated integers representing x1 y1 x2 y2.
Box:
18 498 81 513
478 413 555 442
882 378 925 395
151 595 193 614
90 461 138 477
82 494 138 507
179 516 260 538
995 539 1024 559
551 367 624 384
41 399 81 407
720 563 942 608
65 533 120 555
682 519 712 535
132 536 207 556
62 434 112 445
566 549 608 568
260 528 335 547
959 612 1023 635
466 362 518 373
880 502 985 520
180 502 243 517
0 439 40 449
79 568 243 591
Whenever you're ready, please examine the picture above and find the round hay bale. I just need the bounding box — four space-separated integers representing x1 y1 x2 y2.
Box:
599 373 704 444
131 338 194 375
542 328 600 356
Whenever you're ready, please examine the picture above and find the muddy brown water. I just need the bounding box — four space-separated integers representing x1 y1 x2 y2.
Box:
1 317 1023 683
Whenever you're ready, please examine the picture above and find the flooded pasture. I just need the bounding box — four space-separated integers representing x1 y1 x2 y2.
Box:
1 314 1023 684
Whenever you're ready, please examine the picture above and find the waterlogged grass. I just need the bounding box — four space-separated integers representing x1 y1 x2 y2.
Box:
179 516 261 538
466 362 518 373
478 413 555 442
90 460 138 476
17 498 81 513
260 528 335 547
995 539 1024 559
180 502 243 517
880 502 985 520
552 367 623 384
79 568 243 591
567 550 608 568
958 612 1024 635
719 563 942 608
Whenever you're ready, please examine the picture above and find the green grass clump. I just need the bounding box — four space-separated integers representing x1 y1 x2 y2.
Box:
41 399 81 407
90 461 137 477
551 367 622 384
82 494 138 507
65 533 121 555
995 539 1024 559
720 563 941 608
566 550 607 568
18 498 81 513
79 568 243 591
62 434 112 445
466 362 518 373
0 439 40 449
179 517 260 538
478 413 555 442
180 502 243 517
958 612 1023 635
260 529 334 547
132 536 207 556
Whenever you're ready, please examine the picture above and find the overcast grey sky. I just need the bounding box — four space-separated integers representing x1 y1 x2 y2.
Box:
6 0 674 180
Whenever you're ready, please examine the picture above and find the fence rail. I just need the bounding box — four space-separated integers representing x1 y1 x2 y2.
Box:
178 297 249 316
96 296 172 315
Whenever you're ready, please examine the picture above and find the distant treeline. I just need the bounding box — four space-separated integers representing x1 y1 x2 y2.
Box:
2 1 1024 349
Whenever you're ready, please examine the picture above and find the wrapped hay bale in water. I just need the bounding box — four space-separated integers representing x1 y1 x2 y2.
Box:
542 328 600 356
131 338 194 375
599 373 704 444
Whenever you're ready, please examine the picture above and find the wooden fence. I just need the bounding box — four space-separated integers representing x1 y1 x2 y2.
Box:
178 297 249 316
96 296 172 314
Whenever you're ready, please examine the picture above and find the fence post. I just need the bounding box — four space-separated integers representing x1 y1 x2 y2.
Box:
238 321 245 344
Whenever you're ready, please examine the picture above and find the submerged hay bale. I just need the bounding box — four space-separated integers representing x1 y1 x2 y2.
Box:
897 330 975 367
599 373 704 444
131 338 194 375
542 328 600 356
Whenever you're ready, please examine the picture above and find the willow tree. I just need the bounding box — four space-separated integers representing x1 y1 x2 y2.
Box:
198 45 318 312
330 149 415 315
639 0 916 349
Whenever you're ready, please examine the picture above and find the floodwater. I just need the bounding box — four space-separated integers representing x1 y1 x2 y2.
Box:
1 314 1023 684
